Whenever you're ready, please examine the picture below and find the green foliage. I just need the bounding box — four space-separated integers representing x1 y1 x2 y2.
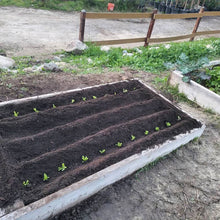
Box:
99 149 106 154
166 122 171 127
58 163 67 172
155 127 160 131
115 142 123 147
203 66 220 95
14 111 19 117
71 99 75 103
23 180 30 187
52 104 56 108
33 108 39 113
177 116 181 121
144 130 149 135
82 155 88 162
92 96 97 99
82 97 86 101
123 89 128 93
131 135 136 141
43 173 49 181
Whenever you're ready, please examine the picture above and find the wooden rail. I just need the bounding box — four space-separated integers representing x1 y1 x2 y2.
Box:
78 8 220 46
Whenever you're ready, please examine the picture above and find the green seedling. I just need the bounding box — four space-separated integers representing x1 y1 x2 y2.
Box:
177 116 181 121
82 155 88 163
92 96 97 99
123 89 128 93
43 173 49 181
144 130 149 135
166 122 171 127
23 180 30 187
14 111 19 117
99 149 106 154
131 135 136 141
114 92 117 95
116 142 123 147
52 104 56 108
71 99 75 103
155 127 160 131
33 108 39 113
82 97 86 101
133 87 136 90
58 163 67 172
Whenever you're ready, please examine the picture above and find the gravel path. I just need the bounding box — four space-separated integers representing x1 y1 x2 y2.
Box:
0 6 220 56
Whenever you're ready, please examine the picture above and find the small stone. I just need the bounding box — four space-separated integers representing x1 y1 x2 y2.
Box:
101 46 110 52
0 55 15 69
53 56 61 62
65 40 88 55
43 62 60 72
135 48 142 54
87 58 93 64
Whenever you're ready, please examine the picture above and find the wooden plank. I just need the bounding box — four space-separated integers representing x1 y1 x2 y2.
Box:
79 10 86 42
149 34 193 43
154 13 202 19
202 11 220 16
190 7 204 41
144 9 157 47
195 30 220 36
86 12 152 19
87 37 146 45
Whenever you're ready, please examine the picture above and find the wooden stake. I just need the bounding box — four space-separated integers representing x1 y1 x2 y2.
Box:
190 7 204 41
79 10 86 42
144 9 157 47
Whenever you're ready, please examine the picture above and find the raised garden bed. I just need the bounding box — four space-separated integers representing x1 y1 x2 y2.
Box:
169 70 220 114
0 80 205 220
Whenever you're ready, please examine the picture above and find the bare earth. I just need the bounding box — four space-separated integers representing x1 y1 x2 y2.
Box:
0 6 220 56
0 6 220 220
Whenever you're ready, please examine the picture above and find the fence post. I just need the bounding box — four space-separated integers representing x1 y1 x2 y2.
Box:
190 7 204 41
79 9 86 42
144 9 157 47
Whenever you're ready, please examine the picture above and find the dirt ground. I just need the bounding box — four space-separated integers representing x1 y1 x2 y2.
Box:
0 70 220 220
0 6 220 56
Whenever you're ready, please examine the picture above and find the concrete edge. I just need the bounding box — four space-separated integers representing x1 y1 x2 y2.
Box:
0 125 205 220
169 70 220 114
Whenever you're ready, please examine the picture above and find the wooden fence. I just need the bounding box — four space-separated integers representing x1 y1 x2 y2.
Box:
79 8 220 47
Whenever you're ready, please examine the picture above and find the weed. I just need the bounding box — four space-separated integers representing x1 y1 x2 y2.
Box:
144 130 149 135
155 127 160 131
116 142 123 147
166 122 171 127
52 104 56 108
82 155 88 163
58 163 67 172
33 108 39 113
14 111 19 117
23 180 30 187
71 99 75 103
99 149 106 154
43 173 49 181
82 97 86 101
131 135 136 141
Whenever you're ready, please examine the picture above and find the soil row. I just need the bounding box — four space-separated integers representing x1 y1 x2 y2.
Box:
0 80 144 119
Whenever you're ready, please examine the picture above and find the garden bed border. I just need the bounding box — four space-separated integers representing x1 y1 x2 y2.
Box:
169 70 220 114
0 79 205 220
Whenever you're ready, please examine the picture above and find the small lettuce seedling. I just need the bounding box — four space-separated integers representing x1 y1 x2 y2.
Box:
14 111 19 117
82 97 86 101
92 96 97 99
133 87 136 90
155 127 160 131
99 149 106 154
131 135 136 141
177 116 181 121
58 163 67 172
166 122 171 127
33 108 39 113
23 180 30 187
52 104 56 108
123 89 128 93
144 130 149 135
116 142 123 147
71 99 75 103
114 92 117 95
43 173 49 181
82 155 88 163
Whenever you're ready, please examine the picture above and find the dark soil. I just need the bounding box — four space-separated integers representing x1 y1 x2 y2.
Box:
0 80 202 210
